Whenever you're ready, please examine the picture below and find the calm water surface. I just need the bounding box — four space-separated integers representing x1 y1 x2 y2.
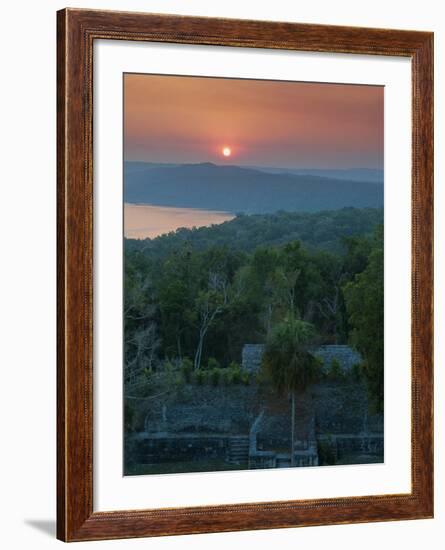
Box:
124 203 235 239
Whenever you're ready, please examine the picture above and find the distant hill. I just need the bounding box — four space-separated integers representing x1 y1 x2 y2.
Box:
125 207 383 257
124 162 383 214
246 166 384 183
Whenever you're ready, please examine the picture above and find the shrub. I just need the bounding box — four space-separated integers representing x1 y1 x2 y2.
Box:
207 357 220 370
161 359 182 385
180 357 194 383
181 357 193 370
163 359 175 372
231 366 242 384
327 358 344 381
222 368 234 385
194 370 205 385
142 367 152 379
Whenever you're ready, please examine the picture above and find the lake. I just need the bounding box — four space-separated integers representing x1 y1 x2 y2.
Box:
124 203 235 239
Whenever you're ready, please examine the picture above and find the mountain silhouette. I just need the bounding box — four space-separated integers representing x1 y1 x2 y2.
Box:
124 162 383 214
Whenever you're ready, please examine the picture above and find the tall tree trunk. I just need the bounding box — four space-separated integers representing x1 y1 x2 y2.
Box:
290 391 296 467
194 330 205 370
176 333 182 361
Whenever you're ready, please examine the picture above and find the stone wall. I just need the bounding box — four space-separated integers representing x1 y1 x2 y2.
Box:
128 433 228 466
140 380 382 440
241 344 265 373
133 379 383 464
128 344 383 470
313 345 362 374
242 343 362 375
143 383 262 435
312 381 383 434
317 434 384 465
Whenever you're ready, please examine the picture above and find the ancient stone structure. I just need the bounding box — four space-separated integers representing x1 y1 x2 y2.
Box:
242 343 362 375
313 345 362 375
241 344 265 373
128 344 383 472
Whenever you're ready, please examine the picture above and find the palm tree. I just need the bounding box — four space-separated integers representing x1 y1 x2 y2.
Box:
261 316 321 466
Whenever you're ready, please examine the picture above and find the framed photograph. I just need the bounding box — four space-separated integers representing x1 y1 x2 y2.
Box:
57 8 433 542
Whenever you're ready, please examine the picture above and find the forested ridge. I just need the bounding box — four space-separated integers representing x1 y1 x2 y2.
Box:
124 207 384 414
124 162 383 213
126 207 383 256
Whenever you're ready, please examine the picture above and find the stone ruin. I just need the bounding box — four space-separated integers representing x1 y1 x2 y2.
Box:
241 344 265 373
242 343 362 376
127 344 383 471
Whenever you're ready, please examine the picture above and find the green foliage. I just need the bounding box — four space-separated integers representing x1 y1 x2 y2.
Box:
194 370 206 385
207 357 220 370
221 368 233 385
183 364 249 387
126 207 383 257
326 358 344 381
262 316 322 468
241 371 250 385
159 360 184 389
262 317 322 394
231 366 243 385
343 225 384 412
342 234 373 277
180 357 194 383
209 368 221 386
123 209 383 411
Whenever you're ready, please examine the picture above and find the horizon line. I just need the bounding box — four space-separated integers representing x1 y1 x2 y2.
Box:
124 160 384 172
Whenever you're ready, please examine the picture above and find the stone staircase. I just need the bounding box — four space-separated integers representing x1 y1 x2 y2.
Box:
227 435 250 465
248 395 320 469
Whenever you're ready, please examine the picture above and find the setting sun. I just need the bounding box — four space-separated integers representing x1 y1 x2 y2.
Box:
222 146 232 157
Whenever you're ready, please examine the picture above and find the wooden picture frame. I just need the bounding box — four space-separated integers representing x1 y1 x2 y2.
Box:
57 8 434 542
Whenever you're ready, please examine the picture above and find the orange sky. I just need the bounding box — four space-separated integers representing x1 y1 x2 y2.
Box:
124 74 383 169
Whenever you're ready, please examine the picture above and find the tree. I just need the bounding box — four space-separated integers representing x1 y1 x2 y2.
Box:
124 324 159 396
193 271 229 370
261 317 322 466
124 268 160 396
156 244 200 360
343 225 384 412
